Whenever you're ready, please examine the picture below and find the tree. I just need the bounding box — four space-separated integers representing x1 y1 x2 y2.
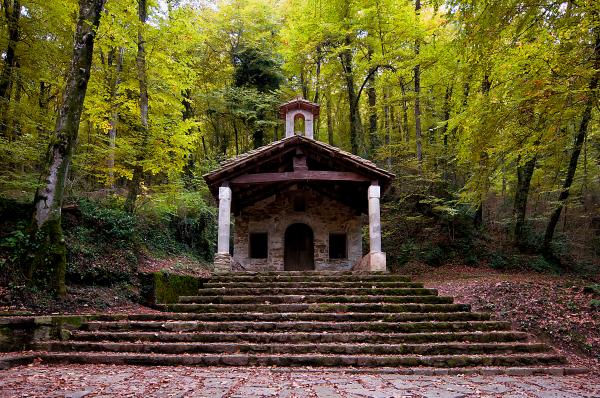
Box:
30 0 105 295
124 0 149 213
543 27 600 253
232 46 283 148
0 0 21 139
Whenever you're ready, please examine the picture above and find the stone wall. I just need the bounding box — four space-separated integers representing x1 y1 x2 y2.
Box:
233 186 363 271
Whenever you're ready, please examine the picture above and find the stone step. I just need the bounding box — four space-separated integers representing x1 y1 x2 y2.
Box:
203 281 424 289
195 287 437 296
208 274 412 283
70 330 529 344
59 311 490 323
215 271 388 275
158 302 471 313
177 295 453 304
32 352 567 368
37 341 551 356
83 320 511 333
89 312 493 323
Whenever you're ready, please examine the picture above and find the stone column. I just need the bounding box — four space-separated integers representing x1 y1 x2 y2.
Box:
367 182 386 271
285 113 294 138
368 183 381 252
304 114 314 139
215 184 232 273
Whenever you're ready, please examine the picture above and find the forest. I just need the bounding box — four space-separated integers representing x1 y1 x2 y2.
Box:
0 0 599 297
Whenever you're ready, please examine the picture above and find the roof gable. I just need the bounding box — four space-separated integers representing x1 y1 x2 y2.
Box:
203 136 395 213
204 136 393 188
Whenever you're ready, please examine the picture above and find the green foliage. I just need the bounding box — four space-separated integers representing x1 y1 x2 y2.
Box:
233 46 284 92
584 284 600 296
58 195 215 286
0 0 599 279
528 256 561 274
140 271 202 305
78 200 137 245
488 251 511 270
29 219 67 296
393 242 417 267
136 191 217 259
420 245 445 266
0 226 28 265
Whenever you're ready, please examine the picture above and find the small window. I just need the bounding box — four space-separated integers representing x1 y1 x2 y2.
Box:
293 195 306 212
249 233 268 259
294 113 305 135
329 233 347 259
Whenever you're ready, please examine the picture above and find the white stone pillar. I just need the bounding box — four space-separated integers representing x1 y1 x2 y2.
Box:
304 115 314 139
367 182 386 271
217 185 232 254
214 185 232 273
368 183 381 253
285 113 294 138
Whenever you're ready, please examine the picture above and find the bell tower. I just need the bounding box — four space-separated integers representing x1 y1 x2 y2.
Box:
278 96 320 139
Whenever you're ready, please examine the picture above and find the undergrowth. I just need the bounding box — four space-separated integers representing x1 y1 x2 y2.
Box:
0 193 216 292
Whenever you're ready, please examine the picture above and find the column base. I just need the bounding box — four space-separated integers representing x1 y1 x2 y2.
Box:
353 252 387 272
213 252 232 273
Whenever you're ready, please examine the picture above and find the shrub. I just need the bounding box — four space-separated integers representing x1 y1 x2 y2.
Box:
421 245 445 266
77 199 136 246
136 191 216 261
529 255 560 274
393 242 417 266
584 284 600 296
488 251 511 270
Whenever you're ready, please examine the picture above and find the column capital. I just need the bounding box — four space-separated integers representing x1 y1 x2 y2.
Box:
219 185 232 200
368 184 380 199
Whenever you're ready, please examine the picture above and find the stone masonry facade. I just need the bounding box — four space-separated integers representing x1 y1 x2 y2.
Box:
233 186 363 271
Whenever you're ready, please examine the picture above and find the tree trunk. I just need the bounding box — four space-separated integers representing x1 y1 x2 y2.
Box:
339 35 363 155
513 156 537 248
30 0 105 296
125 0 149 213
473 73 492 229
252 109 265 149
107 47 123 188
8 61 22 138
300 68 308 100
414 0 422 166
233 120 239 155
400 79 409 143
383 87 391 169
326 86 334 146
0 0 21 139
181 88 196 188
544 30 599 252
313 46 322 139
313 46 321 104
367 48 378 157
441 85 452 146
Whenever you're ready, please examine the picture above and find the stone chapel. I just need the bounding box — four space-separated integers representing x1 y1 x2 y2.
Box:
203 97 395 273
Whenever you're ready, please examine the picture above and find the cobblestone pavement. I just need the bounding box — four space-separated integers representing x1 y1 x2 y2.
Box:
0 365 598 398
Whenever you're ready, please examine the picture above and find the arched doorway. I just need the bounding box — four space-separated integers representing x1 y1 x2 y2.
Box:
284 223 314 271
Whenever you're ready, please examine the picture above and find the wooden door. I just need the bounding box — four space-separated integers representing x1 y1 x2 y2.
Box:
284 223 314 271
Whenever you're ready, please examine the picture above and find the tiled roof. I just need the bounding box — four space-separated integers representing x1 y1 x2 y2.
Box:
204 135 394 183
278 97 320 119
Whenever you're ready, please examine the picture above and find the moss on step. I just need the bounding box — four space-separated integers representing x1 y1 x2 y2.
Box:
139 271 204 305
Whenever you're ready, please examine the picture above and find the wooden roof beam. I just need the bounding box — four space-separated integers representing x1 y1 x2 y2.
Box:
231 170 370 185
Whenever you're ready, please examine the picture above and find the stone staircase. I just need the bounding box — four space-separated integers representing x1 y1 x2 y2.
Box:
32 271 570 369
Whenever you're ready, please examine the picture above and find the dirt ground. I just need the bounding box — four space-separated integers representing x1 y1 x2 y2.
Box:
1 364 598 398
411 264 600 374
